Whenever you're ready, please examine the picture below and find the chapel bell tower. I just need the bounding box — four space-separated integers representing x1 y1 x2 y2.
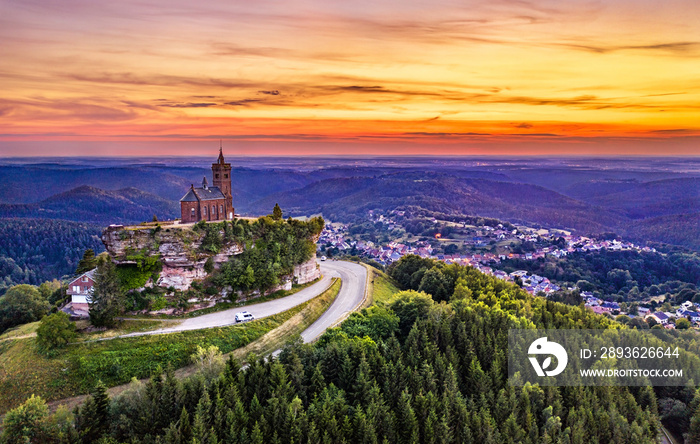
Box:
211 143 233 219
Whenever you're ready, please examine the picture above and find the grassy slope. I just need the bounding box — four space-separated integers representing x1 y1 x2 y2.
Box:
230 278 341 361
365 266 401 306
0 291 326 414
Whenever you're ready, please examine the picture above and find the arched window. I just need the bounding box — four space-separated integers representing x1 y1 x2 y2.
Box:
220 205 223 213
203 206 207 216
212 205 216 214
191 208 195 218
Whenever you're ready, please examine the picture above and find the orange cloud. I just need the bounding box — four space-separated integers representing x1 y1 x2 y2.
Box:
1 0 699 155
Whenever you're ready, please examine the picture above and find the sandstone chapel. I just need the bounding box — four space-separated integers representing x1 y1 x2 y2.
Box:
179 148 234 223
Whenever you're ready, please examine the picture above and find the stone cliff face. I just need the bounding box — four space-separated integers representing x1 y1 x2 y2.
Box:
101 224 319 292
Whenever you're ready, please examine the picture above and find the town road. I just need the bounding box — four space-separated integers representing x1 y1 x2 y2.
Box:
120 260 367 339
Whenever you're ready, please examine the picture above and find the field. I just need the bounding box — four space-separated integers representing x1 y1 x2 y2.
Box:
0 285 334 414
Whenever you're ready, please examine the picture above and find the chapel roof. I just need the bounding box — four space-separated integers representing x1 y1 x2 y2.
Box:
179 185 225 202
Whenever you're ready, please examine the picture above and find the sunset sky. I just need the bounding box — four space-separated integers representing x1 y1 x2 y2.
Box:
1 0 699 156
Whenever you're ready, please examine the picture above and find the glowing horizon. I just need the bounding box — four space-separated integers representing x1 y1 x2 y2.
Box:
1 0 699 156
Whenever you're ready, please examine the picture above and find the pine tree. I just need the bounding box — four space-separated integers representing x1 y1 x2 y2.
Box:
89 256 124 328
269 361 292 400
310 363 325 398
251 421 264 444
93 380 111 435
76 249 98 274
161 423 182 444
272 204 283 221
75 381 110 442
229 398 248 440
395 389 419 444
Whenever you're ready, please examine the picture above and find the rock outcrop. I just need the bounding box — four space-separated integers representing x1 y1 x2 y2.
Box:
101 223 320 292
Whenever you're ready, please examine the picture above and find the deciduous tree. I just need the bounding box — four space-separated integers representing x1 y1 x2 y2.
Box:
36 311 76 353
0 284 50 333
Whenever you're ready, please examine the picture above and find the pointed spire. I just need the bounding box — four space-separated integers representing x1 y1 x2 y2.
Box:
202 176 208 189
218 141 225 164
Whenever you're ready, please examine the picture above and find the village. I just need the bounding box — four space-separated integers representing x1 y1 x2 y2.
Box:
319 209 656 295
583 294 700 330
317 209 700 329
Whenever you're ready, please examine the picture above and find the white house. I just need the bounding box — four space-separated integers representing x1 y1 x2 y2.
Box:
648 312 669 325
67 269 96 306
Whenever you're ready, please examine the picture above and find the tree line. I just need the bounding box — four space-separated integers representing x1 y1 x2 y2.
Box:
4 255 684 443
498 250 700 302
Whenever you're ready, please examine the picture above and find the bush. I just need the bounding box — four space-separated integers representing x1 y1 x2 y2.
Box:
116 265 155 291
0 284 50 334
0 395 73 443
204 257 215 274
191 345 225 381
36 312 76 353
150 296 169 311
676 318 692 330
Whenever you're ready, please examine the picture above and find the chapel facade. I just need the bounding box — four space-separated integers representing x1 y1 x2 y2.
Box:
179 148 234 223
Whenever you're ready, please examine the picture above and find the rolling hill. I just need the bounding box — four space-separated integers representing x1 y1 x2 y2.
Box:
587 177 700 219
0 158 697 251
0 185 179 225
248 172 625 233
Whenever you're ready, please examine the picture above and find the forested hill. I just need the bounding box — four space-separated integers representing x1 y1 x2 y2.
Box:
0 218 104 294
29 256 676 443
249 173 623 234
1 158 698 250
0 185 179 225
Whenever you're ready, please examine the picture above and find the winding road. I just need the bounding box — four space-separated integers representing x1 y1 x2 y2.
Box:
301 260 367 342
120 260 367 341
9 261 367 418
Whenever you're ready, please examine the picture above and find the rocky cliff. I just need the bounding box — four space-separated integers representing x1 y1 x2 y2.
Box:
102 222 320 292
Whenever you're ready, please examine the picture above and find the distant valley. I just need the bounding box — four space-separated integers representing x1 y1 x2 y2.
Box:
0 156 698 293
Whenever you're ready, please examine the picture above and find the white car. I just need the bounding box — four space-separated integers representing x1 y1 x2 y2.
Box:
321 255 327 261
235 311 255 323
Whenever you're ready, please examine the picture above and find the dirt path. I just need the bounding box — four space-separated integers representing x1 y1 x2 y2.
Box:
0 333 36 342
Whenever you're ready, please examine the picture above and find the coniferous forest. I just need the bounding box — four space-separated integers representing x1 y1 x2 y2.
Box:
5 256 685 444
0 219 104 295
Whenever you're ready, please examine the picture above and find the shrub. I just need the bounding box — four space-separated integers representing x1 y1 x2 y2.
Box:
116 265 153 291
36 311 76 353
676 318 691 330
1 395 51 443
204 257 215 274
191 345 225 381
150 296 169 311
0 284 50 334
